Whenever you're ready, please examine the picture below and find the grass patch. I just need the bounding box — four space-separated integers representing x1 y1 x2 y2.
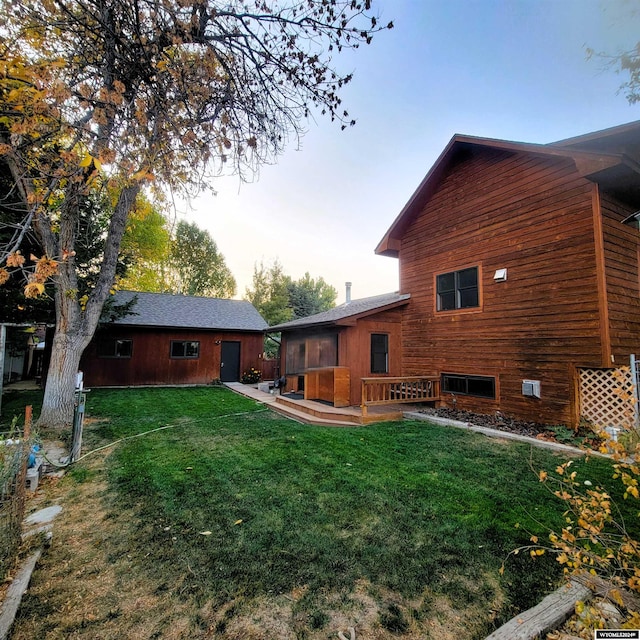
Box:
9 386 638 639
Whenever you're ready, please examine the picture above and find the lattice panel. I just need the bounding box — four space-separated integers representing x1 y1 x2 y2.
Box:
578 367 636 430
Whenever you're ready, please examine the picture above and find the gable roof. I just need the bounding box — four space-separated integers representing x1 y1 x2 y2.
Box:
268 292 410 332
376 122 640 258
108 291 268 332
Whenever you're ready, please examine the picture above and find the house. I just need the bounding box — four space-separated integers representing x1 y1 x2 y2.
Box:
274 121 640 428
375 120 640 427
80 291 268 387
269 289 410 406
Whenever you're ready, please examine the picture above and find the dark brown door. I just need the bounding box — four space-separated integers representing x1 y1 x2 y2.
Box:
220 341 241 382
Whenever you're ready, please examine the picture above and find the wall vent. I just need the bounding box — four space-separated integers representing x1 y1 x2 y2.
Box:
522 379 541 398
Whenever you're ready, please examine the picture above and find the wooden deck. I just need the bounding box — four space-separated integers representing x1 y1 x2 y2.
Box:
274 393 405 425
224 383 409 426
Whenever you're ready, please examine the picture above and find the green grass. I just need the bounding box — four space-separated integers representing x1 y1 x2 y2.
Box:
8 386 638 637
78 388 630 629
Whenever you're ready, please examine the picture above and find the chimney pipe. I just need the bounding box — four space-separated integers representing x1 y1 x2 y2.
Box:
345 282 352 304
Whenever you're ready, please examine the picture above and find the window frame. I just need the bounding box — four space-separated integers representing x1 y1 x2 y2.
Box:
170 340 200 359
370 333 389 374
436 265 480 312
441 373 495 399
97 338 133 359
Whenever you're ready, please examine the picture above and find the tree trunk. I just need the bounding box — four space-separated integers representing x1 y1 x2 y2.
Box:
35 182 141 429
37 330 86 427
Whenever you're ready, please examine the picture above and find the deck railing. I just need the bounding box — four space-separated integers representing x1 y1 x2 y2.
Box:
361 376 440 417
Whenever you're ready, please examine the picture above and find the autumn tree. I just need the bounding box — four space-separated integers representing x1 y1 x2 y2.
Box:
0 0 392 427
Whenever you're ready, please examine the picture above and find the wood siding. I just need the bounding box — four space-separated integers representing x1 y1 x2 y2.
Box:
398 147 607 425
80 327 264 386
280 308 404 406
600 192 640 360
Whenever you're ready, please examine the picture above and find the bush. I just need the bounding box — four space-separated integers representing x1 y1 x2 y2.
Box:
241 368 261 384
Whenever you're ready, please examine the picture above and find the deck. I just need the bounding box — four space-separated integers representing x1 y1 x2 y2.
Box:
225 382 427 426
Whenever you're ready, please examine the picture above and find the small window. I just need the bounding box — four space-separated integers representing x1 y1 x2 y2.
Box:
97 338 132 358
371 333 389 374
442 373 495 399
437 266 479 311
170 341 200 359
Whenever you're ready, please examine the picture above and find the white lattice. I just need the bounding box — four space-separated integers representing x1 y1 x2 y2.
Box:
578 367 636 430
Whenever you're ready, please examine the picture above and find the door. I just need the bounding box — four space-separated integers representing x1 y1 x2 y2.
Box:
220 341 241 382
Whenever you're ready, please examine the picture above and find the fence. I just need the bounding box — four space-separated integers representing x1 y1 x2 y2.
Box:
261 358 280 381
578 365 637 431
0 407 31 581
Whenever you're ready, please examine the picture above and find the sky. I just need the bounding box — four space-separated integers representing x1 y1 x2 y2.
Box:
181 0 640 305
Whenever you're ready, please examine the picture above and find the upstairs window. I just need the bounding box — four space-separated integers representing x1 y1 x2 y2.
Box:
97 338 132 358
370 333 389 374
170 340 200 359
437 266 479 311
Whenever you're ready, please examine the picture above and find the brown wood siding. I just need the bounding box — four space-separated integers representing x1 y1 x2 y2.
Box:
398 148 603 426
80 327 264 386
279 308 403 405
341 309 403 404
600 192 640 361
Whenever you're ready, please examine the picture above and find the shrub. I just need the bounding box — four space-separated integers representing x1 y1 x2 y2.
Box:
241 368 261 384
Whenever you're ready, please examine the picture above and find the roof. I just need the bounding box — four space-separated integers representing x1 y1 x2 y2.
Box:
268 292 411 332
376 122 640 258
107 291 268 332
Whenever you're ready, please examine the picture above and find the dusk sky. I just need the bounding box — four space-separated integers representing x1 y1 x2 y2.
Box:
184 0 640 304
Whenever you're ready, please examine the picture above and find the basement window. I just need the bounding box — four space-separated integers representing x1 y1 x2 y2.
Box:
441 373 495 399
170 340 200 359
97 338 132 358
436 266 479 311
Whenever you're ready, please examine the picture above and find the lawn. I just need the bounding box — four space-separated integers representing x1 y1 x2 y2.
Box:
5 386 635 639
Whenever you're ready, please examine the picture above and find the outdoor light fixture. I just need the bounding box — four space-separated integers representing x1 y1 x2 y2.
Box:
493 268 507 282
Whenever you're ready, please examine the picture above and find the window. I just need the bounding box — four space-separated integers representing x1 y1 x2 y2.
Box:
286 333 338 374
370 333 389 374
97 338 132 358
441 373 495 399
437 266 479 311
286 339 306 374
170 340 200 359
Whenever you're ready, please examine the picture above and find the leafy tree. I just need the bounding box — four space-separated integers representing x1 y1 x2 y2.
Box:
167 220 236 298
120 218 236 298
245 262 337 325
245 259 293 326
288 272 337 319
0 0 391 426
118 198 172 293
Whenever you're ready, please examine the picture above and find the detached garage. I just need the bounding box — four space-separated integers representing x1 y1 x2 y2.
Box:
80 291 267 387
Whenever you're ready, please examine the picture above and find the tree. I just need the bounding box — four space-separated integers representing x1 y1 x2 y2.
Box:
167 220 236 298
0 0 392 426
245 259 293 326
117 198 172 293
120 218 236 297
288 272 337 319
245 261 337 324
